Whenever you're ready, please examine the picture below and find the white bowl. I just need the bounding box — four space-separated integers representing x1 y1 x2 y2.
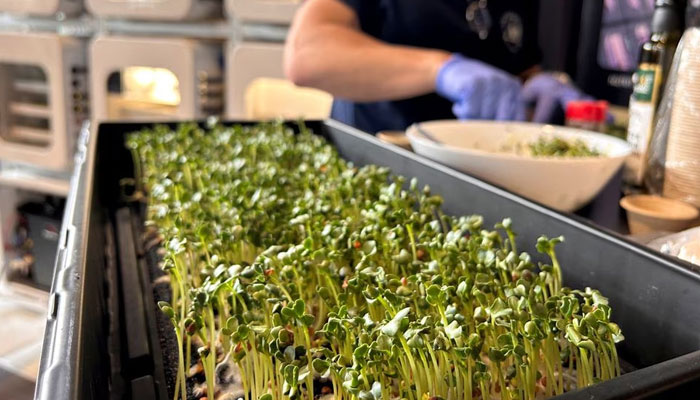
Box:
406 120 632 212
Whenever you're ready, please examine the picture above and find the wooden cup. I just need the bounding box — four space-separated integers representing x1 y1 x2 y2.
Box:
621 195 700 234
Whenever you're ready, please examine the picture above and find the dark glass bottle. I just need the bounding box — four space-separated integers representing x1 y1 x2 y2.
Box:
648 0 683 92
626 0 684 185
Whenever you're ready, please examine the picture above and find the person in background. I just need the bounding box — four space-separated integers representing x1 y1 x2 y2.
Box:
284 0 591 134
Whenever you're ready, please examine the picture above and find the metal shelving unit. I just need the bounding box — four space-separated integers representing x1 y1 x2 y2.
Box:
0 4 317 394
0 1 311 295
0 13 289 40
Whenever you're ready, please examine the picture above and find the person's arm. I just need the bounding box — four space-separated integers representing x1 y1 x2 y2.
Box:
284 0 450 102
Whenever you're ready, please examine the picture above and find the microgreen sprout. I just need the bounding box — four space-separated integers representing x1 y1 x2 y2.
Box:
128 122 623 400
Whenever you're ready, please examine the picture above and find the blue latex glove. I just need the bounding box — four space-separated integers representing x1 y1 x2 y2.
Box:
436 54 525 121
521 73 591 123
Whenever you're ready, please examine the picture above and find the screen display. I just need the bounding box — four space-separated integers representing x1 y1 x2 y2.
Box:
598 0 654 71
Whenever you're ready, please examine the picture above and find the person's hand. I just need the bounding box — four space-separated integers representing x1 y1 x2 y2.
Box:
436 54 525 121
521 73 591 123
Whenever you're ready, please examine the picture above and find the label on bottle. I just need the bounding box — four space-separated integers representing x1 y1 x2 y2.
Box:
632 68 658 102
626 63 662 185
627 97 655 153
627 64 662 150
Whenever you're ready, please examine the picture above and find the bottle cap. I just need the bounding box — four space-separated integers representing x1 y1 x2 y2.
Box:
565 100 609 123
652 0 683 32
655 0 675 6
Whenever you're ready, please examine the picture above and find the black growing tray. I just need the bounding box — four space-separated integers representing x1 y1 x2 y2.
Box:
35 120 700 400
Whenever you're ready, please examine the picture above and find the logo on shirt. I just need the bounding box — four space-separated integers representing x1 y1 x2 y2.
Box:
501 11 523 53
466 0 492 40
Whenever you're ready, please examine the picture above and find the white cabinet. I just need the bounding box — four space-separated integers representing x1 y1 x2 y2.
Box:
0 33 87 171
225 0 301 24
226 41 331 120
0 0 82 17
86 0 221 21
90 36 223 122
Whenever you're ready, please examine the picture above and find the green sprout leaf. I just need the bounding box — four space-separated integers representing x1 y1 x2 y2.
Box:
445 320 463 340
381 308 410 337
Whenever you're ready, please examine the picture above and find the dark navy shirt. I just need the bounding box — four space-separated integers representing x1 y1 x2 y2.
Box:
332 0 542 133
